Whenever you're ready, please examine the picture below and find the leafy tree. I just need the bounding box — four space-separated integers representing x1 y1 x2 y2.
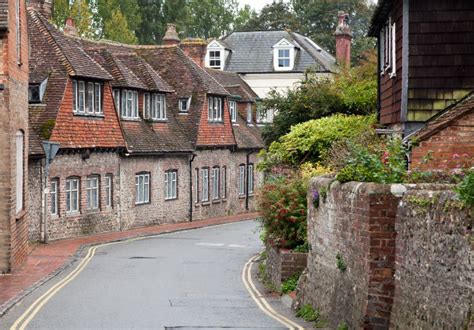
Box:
184 0 238 39
97 0 141 41
238 1 299 31
103 9 138 44
233 5 258 31
52 0 96 38
291 0 376 63
260 51 377 145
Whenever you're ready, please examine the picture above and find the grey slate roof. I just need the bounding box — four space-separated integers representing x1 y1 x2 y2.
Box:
221 30 337 74
0 0 7 31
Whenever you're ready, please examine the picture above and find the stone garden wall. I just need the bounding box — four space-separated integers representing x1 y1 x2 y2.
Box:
266 246 307 288
298 177 473 329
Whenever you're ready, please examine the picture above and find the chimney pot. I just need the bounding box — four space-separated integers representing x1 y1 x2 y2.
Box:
163 23 180 46
334 11 352 68
64 17 78 37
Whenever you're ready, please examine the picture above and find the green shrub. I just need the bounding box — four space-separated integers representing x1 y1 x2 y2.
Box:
335 138 407 184
296 304 320 322
256 175 308 250
456 171 474 207
258 114 376 172
281 273 300 294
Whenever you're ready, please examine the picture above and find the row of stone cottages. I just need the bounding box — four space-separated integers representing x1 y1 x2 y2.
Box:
26 9 265 242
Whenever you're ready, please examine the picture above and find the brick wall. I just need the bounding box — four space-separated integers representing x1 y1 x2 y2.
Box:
300 177 399 329
299 178 473 329
266 246 307 288
390 185 472 329
0 0 29 273
411 110 474 170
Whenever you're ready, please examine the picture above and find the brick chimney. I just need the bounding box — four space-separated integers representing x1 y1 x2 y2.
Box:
28 0 53 20
334 11 353 68
162 23 180 46
181 38 207 68
64 17 78 37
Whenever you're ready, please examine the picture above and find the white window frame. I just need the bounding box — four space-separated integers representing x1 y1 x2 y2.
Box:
380 18 397 78
247 164 254 195
113 89 121 113
273 38 295 71
66 177 79 213
238 164 245 196
222 166 227 199
165 170 178 200
179 97 191 112
206 41 226 70
86 176 100 210
105 174 113 208
73 79 103 115
246 103 252 124
229 100 237 123
211 167 220 200
208 96 223 122
201 168 209 202
195 168 199 203
121 90 139 119
50 179 59 215
15 131 24 213
278 49 291 68
209 50 221 69
135 173 150 205
257 105 274 124
153 93 167 120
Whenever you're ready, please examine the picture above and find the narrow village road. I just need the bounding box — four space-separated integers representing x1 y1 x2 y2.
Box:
2 221 297 329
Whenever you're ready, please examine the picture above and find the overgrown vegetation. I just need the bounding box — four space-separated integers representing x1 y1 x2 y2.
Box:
336 253 347 272
456 171 474 208
256 176 308 250
261 53 377 145
280 273 300 294
296 304 327 327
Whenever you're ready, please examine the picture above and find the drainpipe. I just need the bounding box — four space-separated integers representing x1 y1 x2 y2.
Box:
189 153 196 221
245 150 255 211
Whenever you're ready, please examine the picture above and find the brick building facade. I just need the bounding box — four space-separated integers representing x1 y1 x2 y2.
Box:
0 0 29 273
26 8 264 242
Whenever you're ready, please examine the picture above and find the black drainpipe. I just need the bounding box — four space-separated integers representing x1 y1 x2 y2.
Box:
245 150 254 211
189 153 197 222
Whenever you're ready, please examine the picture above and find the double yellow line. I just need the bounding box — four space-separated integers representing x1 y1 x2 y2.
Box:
241 254 304 330
10 238 142 330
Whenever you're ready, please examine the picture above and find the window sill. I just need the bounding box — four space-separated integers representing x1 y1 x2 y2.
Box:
178 112 189 115
201 201 211 206
389 72 397 79
238 195 246 199
135 202 150 206
165 197 178 202
232 123 239 126
73 113 105 119
84 208 100 214
66 211 81 217
147 119 168 123
212 199 221 204
208 121 224 124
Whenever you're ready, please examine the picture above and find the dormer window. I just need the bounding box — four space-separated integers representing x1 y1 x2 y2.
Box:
73 79 103 116
144 93 167 120
380 18 396 78
113 89 139 119
273 38 295 71
209 51 221 68
208 96 223 122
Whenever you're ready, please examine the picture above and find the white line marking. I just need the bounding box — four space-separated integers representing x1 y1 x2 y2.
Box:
195 243 225 247
228 244 248 248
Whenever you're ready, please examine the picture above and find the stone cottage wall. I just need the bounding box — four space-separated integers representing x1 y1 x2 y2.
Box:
390 186 473 329
300 177 473 329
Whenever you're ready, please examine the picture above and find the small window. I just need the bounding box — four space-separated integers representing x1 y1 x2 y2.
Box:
238 164 245 196
165 170 178 200
222 166 227 199
51 179 59 215
73 79 103 115
179 98 190 112
209 51 221 69
144 93 167 120
66 177 80 213
86 176 100 210
29 85 40 103
248 164 254 195
246 103 252 124
105 175 113 208
208 96 223 122
229 100 237 123
278 49 290 68
135 173 150 204
380 18 396 77
211 167 220 200
257 104 274 124
15 131 24 213
121 90 139 119
201 168 209 202
113 89 121 112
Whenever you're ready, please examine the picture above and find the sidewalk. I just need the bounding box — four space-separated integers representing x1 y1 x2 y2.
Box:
0 212 260 316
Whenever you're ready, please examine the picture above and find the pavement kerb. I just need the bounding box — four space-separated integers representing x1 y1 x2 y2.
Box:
0 214 260 318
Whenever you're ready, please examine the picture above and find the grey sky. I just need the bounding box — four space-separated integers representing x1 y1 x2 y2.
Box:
237 0 378 12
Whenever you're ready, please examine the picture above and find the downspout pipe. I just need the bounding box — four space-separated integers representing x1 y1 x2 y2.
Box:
189 153 197 222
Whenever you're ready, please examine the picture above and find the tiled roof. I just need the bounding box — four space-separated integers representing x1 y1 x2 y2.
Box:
411 92 474 142
221 30 337 73
368 0 395 36
232 117 265 150
205 69 258 102
0 0 7 31
29 10 113 80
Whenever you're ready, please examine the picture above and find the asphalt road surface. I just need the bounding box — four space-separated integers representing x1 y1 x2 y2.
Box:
2 220 302 329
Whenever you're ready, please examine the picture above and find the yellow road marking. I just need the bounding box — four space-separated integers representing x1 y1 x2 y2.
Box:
241 254 305 330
